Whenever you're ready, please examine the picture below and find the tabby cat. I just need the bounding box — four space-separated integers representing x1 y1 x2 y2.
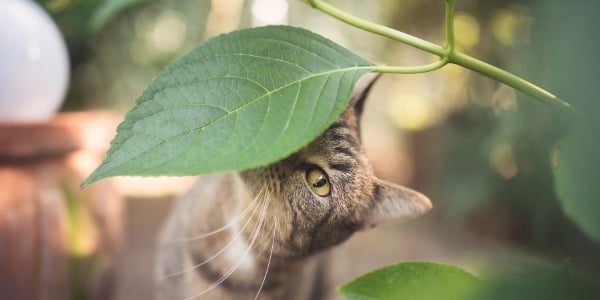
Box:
155 74 432 300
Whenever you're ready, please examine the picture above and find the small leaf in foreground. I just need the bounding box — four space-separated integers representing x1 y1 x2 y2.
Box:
83 25 374 186
339 262 481 300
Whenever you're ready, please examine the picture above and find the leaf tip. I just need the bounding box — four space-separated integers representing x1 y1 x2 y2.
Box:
81 168 105 188
80 176 96 189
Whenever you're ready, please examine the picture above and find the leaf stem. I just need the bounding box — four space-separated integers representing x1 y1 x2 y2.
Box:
304 0 572 113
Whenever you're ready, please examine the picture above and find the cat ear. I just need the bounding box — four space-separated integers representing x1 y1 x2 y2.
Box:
359 179 432 230
350 73 380 116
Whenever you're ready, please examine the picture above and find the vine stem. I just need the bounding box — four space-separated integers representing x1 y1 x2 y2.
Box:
304 0 573 113
445 0 456 52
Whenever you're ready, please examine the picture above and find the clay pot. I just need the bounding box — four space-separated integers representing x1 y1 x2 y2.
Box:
0 112 122 300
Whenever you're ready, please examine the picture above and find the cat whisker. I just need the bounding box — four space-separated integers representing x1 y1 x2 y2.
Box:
254 222 277 300
157 190 266 281
158 197 259 244
182 189 272 299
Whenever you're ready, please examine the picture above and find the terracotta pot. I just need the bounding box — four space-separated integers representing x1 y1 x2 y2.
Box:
0 112 123 300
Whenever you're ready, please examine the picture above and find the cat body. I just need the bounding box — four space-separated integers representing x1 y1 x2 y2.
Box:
155 75 432 299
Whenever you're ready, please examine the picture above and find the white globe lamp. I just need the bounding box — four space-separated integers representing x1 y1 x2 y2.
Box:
0 0 70 122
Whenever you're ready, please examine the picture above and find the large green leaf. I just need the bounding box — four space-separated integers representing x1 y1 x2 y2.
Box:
84 25 374 185
339 262 481 300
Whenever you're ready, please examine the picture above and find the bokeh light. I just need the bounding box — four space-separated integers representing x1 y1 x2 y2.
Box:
454 13 480 50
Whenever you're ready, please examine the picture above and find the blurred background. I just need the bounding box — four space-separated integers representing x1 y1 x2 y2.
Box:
2 0 599 299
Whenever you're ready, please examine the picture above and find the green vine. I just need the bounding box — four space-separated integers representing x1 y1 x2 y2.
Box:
305 0 573 114
444 0 456 53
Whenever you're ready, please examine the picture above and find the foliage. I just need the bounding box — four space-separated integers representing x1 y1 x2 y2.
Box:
346 262 600 300
83 26 374 185
538 0 600 244
339 262 481 300
556 116 600 243
35 0 150 35
88 0 152 33
84 0 570 187
340 261 600 300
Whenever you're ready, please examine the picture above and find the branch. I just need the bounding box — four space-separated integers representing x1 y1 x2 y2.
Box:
304 0 573 114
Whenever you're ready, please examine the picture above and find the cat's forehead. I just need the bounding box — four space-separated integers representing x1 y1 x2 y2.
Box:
291 108 364 170
311 108 360 150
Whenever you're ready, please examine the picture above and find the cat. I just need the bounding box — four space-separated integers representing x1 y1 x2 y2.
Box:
154 74 432 300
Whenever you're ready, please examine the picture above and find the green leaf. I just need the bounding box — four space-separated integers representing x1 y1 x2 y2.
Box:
88 0 151 33
555 116 600 243
84 25 374 186
532 1 600 244
475 260 600 300
339 262 481 300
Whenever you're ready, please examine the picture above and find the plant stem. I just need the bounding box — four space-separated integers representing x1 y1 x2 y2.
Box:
448 51 569 111
373 59 448 74
304 0 572 113
444 0 456 52
304 0 445 56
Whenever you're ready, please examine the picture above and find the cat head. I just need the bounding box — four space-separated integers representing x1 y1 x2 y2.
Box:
240 74 432 257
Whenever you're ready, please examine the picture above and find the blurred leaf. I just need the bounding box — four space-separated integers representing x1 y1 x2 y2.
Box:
556 116 600 243
532 0 600 244
89 0 151 32
84 25 374 185
338 262 481 300
476 261 600 300
340 261 600 300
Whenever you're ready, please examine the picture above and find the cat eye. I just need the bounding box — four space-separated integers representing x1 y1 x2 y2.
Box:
306 168 331 197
